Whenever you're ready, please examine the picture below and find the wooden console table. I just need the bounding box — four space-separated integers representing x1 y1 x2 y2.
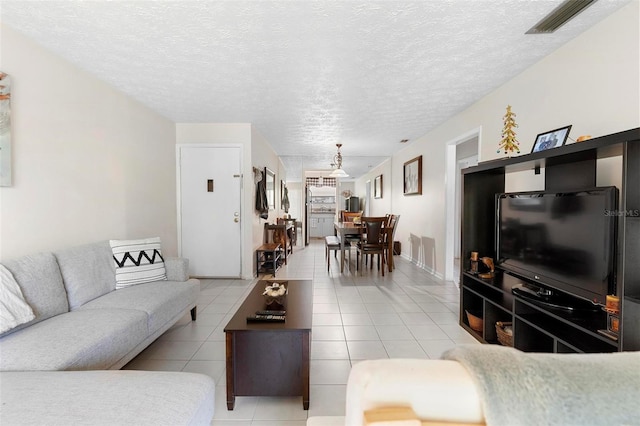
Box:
264 223 293 264
224 279 312 410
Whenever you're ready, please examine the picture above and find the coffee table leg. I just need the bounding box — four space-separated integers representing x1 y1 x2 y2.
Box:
302 330 310 410
226 332 236 410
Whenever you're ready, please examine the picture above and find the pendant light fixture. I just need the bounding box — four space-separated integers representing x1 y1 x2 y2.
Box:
329 143 349 178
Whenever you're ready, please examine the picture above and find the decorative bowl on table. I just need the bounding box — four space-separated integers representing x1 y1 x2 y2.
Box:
263 282 287 310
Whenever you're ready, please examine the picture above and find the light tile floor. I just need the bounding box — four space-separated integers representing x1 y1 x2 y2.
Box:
124 239 478 425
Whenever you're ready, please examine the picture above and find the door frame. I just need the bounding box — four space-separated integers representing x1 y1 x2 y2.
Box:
176 144 244 276
444 127 481 285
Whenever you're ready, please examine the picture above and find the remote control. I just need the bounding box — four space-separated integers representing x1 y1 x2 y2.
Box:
246 314 286 322
256 310 286 316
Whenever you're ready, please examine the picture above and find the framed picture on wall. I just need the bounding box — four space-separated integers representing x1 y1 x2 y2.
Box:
265 167 275 209
0 71 11 187
374 175 383 199
531 125 572 153
403 156 422 195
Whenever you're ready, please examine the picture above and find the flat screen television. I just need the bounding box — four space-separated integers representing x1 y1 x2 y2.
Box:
496 187 618 306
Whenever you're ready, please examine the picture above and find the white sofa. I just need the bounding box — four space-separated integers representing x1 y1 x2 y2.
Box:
1 370 215 426
308 345 640 426
0 241 199 370
0 240 215 425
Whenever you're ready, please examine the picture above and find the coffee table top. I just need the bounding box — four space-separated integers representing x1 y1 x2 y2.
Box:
224 279 313 332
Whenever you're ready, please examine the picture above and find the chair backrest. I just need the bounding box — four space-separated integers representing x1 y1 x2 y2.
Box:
361 216 387 245
390 215 400 240
343 211 362 223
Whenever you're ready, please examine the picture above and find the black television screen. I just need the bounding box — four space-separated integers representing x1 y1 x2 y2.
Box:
496 187 618 305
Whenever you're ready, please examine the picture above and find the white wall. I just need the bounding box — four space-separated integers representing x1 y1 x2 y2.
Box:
366 2 639 279
356 159 392 217
251 126 286 258
171 124 284 279
0 24 178 260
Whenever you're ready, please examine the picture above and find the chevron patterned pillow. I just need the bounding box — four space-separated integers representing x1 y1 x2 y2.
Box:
110 237 167 289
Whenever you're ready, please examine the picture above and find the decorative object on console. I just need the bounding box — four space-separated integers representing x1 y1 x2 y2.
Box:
605 295 620 314
600 294 621 340
470 251 479 273
497 105 520 156
478 257 495 279
531 124 572 153
110 237 167 288
263 281 287 309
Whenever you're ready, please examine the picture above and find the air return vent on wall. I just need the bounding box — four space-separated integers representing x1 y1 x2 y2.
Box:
526 0 598 34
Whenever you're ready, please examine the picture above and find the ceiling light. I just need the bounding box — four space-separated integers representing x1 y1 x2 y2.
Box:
526 0 598 34
329 143 349 178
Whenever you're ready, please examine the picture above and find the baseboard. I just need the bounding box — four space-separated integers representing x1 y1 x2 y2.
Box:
400 254 443 280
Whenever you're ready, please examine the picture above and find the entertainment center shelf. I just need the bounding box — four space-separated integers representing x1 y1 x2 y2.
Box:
460 127 640 353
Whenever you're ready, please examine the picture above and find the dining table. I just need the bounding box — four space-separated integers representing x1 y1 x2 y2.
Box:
333 221 365 273
333 220 396 274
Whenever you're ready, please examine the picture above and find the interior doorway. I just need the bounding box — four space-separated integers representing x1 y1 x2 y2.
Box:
444 128 481 285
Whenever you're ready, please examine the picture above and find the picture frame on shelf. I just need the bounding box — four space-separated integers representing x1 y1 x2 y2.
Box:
403 156 422 195
373 175 383 199
531 125 572 153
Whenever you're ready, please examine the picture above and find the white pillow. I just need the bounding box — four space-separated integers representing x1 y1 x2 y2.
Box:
0 264 36 334
110 237 167 289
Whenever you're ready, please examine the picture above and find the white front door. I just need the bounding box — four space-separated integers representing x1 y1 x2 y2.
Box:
178 145 242 277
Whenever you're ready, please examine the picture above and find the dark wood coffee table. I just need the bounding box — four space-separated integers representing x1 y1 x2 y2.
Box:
224 279 312 410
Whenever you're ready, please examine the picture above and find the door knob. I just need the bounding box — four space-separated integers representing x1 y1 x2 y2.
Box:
234 218 239 223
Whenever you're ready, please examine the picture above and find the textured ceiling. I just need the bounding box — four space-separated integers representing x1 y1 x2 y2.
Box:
0 0 630 180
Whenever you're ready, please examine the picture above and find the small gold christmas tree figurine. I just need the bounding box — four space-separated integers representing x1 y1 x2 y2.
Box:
497 105 520 156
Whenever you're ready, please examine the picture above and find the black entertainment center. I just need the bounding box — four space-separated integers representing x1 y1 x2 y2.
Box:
460 128 640 353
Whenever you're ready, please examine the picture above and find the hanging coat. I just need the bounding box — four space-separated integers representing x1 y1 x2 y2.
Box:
256 171 269 219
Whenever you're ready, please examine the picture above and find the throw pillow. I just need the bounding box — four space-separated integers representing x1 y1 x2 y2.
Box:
110 237 167 289
0 264 36 334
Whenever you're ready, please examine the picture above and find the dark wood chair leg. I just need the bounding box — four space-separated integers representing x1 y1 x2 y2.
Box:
190 306 197 321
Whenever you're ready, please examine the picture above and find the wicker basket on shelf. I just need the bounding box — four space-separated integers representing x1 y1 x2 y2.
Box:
496 321 513 347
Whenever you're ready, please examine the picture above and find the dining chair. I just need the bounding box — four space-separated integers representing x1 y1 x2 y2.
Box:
342 211 362 222
385 214 400 272
356 216 388 276
341 211 364 258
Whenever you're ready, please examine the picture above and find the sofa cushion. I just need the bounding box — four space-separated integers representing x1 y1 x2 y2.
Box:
0 265 35 334
79 280 199 334
0 370 215 426
0 309 148 371
110 237 167 288
54 241 116 310
0 252 69 336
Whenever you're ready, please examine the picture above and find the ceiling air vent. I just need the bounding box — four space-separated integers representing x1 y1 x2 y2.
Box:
526 0 598 34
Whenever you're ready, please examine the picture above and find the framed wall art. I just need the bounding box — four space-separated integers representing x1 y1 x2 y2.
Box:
531 125 572 153
0 71 11 187
265 167 275 209
403 156 422 195
374 175 383 199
